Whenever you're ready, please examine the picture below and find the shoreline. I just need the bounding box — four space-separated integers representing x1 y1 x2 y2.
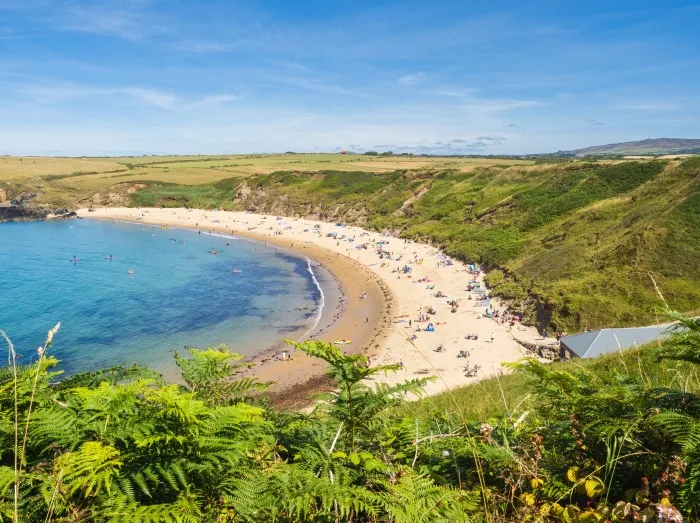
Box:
77 207 547 402
80 210 391 408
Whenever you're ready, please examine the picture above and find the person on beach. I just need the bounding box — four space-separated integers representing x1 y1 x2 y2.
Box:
490 332 495 343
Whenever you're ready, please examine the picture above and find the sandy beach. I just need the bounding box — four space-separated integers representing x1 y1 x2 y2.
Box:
77 207 546 402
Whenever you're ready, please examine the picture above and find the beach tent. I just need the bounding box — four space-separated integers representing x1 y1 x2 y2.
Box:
426 323 435 332
560 324 673 359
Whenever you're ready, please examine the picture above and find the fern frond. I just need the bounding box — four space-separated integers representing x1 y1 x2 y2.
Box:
56 441 122 496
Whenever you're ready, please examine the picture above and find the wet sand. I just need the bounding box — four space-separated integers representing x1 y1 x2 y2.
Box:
78 208 391 408
223 227 391 408
78 207 540 405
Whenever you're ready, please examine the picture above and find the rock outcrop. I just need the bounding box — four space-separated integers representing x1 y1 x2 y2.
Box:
514 338 562 360
0 203 77 222
10 192 40 205
85 183 146 206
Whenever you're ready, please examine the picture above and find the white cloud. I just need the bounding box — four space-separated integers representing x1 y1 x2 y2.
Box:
17 82 237 110
398 73 426 86
116 88 178 109
173 41 234 53
431 87 479 98
462 99 543 112
615 101 683 111
54 3 164 41
187 94 239 109
430 87 541 112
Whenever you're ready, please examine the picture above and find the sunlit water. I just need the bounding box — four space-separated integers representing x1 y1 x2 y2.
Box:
0 219 326 378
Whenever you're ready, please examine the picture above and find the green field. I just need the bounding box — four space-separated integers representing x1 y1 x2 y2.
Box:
126 157 700 332
3 153 700 520
0 153 534 207
2 154 698 331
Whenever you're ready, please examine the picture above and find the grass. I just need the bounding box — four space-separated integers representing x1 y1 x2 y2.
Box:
393 341 700 423
125 157 699 331
0 154 535 207
0 156 124 180
2 154 698 331
4 320 699 520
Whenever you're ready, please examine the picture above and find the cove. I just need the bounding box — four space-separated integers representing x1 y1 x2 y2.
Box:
0 219 325 378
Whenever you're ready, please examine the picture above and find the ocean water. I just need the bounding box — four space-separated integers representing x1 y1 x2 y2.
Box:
0 219 325 378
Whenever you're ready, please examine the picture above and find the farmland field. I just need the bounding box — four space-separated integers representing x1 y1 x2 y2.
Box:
3 152 698 331
0 153 535 206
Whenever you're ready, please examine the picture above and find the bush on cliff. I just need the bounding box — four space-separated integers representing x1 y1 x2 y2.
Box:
1 314 698 521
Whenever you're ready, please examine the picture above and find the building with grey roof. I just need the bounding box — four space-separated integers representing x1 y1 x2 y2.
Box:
560 324 673 359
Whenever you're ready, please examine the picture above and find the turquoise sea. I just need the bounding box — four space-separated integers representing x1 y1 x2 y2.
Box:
0 219 326 378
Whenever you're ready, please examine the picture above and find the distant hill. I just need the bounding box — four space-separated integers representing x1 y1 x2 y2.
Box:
564 138 700 156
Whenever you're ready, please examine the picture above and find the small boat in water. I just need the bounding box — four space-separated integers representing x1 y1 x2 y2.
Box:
209 249 219 255
232 268 242 273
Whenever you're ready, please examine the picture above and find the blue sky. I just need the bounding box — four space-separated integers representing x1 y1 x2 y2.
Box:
0 0 698 155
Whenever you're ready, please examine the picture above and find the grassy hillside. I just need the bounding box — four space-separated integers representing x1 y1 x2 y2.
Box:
392 335 700 422
3 315 699 521
129 157 700 332
3 154 698 331
0 153 534 207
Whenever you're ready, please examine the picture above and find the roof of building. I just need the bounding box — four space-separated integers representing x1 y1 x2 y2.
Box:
560 324 674 358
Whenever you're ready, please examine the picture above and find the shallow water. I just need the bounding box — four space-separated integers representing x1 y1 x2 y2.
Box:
0 219 323 378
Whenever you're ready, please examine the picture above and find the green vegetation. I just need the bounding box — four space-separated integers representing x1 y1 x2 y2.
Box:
130 158 700 331
0 153 534 208
1 314 699 521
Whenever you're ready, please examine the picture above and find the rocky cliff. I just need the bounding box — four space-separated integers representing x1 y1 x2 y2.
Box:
0 191 77 222
0 204 77 222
